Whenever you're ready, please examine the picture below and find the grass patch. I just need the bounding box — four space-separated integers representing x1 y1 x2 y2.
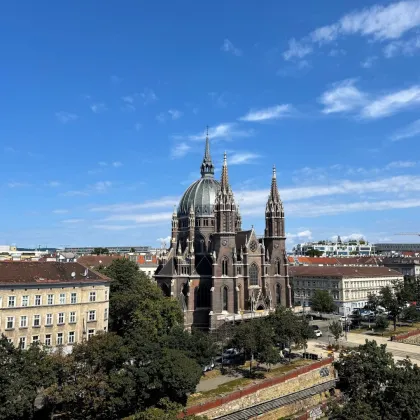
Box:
188 358 313 407
201 369 222 381
382 324 420 338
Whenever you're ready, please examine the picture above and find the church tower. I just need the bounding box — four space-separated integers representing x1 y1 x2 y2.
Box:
265 166 285 239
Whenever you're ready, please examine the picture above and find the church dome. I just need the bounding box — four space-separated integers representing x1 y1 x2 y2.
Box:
178 177 220 216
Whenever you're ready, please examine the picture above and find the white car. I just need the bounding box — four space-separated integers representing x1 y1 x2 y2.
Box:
314 329 322 337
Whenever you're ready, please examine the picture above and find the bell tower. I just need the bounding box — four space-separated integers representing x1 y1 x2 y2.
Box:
265 166 285 239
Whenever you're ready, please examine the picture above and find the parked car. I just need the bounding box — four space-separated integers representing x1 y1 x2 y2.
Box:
202 361 215 372
222 348 239 358
312 325 320 330
314 329 322 337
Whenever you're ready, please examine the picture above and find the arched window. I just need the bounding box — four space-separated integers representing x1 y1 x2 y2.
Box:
276 259 281 275
276 283 281 305
249 264 259 286
196 285 210 308
222 286 228 311
222 257 228 276
161 283 170 297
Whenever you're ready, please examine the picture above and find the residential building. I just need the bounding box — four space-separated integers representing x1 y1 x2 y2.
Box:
382 257 420 278
294 239 375 257
63 246 151 255
375 243 420 254
0 262 110 352
76 254 124 269
288 256 383 266
155 134 291 330
128 253 159 278
291 266 403 315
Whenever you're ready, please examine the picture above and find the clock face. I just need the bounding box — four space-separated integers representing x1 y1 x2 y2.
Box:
249 241 258 252
222 240 228 246
274 243 279 249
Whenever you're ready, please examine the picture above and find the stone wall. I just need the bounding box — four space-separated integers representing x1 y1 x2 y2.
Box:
392 329 420 344
182 358 335 419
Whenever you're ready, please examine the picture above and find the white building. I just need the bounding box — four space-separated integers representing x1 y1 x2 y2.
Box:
294 238 375 257
291 266 403 315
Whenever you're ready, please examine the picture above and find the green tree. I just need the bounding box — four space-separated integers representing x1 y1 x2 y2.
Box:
311 289 336 313
366 293 379 313
329 320 343 344
374 316 389 334
306 248 323 257
130 247 136 253
400 305 420 322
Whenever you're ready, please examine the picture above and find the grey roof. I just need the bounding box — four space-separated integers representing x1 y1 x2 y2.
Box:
178 177 220 216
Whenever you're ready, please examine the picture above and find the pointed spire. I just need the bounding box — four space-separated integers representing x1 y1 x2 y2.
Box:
220 152 230 191
269 165 281 203
200 127 215 178
172 205 177 217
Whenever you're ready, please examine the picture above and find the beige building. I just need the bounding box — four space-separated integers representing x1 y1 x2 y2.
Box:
0 262 110 352
291 266 403 316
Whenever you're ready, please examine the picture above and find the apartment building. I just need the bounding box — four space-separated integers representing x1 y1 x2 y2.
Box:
293 240 375 257
0 262 110 352
291 266 403 316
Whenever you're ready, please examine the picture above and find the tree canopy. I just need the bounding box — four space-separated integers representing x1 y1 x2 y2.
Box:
311 289 336 313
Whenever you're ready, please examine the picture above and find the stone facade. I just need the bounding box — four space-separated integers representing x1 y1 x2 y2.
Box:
155 134 291 330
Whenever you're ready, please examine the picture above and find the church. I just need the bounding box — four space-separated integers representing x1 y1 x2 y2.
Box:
155 133 291 330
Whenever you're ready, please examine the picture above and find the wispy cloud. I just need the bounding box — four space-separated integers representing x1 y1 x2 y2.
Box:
229 152 261 165
239 104 292 122
112 161 122 168
221 39 242 56
319 80 420 118
171 142 191 158
46 181 60 187
168 109 183 120
92 181 112 192
134 122 142 131
384 34 420 57
319 79 367 114
52 209 68 214
208 92 229 108
141 88 158 104
287 230 313 240
156 109 183 123
361 56 377 68
90 196 178 213
104 212 173 224
55 111 78 124
90 103 107 113
110 75 123 84
283 1 420 60
391 118 420 141
385 160 417 169
62 218 84 224
7 182 29 188
62 190 89 197
181 123 253 142
92 224 136 231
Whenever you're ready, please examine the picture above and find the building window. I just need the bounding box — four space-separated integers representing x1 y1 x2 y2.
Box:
57 333 63 345
88 310 96 321
21 295 29 307
8 296 16 308
35 295 42 306
6 316 14 329
88 329 95 339
69 312 76 323
46 314 53 326
20 316 28 328
89 291 96 302
71 292 77 304
105 290 108 301
249 264 259 286
59 293 66 304
33 315 41 327
276 284 281 305
47 294 54 305
104 308 108 320
237 266 241 275
32 336 39 344
58 313 65 324
276 260 281 275
45 334 51 346
19 337 26 350
222 287 228 311
222 258 228 276
68 331 75 344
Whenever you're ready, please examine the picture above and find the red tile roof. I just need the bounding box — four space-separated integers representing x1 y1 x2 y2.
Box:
0 262 110 285
290 265 402 278
76 255 124 267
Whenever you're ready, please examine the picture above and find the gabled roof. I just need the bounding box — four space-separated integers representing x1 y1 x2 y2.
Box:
290 265 402 278
76 255 124 267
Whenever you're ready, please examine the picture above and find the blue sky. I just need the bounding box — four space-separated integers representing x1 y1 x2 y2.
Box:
1 0 420 249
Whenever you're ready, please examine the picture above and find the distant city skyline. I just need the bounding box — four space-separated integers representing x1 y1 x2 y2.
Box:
1 1 420 247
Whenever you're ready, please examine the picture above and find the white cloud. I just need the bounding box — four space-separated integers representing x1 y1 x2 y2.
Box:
134 122 142 131
156 113 166 123
361 85 420 118
287 230 313 240
52 209 68 214
157 236 171 245
239 105 292 122
112 161 122 168
319 79 367 114
104 212 173 224
46 181 60 187
7 182 29 188
90 196 178 213
386 160 417 168
62 218 84 224
122 95 135 104
55 111 78 124
92 224 135 231
331 233 365 242
361 56 377 68
62 190 88 197
221 39 242 56
284 0 420 60
141 88 158 104
183 123 253 142
391 118 420 140
110 75 122 84
384 34 420 57
229 152 261 165
171 142 191 158
98 161 107 166
90 103 107 113
91 181 112 192
168 109 183 120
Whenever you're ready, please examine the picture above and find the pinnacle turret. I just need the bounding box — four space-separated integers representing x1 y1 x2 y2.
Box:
269 165 281 203
200 127 215 178
220 152 230 192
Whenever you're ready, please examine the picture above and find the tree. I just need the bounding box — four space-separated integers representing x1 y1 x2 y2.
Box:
306 248 323 257
400 305 420 322
329 320 343 344
232 321 259 374
295 316 315 352
311 289 336 313
374 316 389 334
130 247 136 253
92 247 109 255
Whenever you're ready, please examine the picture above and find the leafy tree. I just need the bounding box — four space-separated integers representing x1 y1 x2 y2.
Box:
232 321 259 373
270 306 299 352
306 248 323 257
366 293 379 314
374 316 389 334
400 305 420 322
129 399 206 419
329 320 343 344
130 247 136 253
311 289 336 313
92 247 109 255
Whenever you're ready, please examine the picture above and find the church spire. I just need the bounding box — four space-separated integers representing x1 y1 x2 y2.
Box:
269 165 281 203
220 152 230 192
200 126 215 178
